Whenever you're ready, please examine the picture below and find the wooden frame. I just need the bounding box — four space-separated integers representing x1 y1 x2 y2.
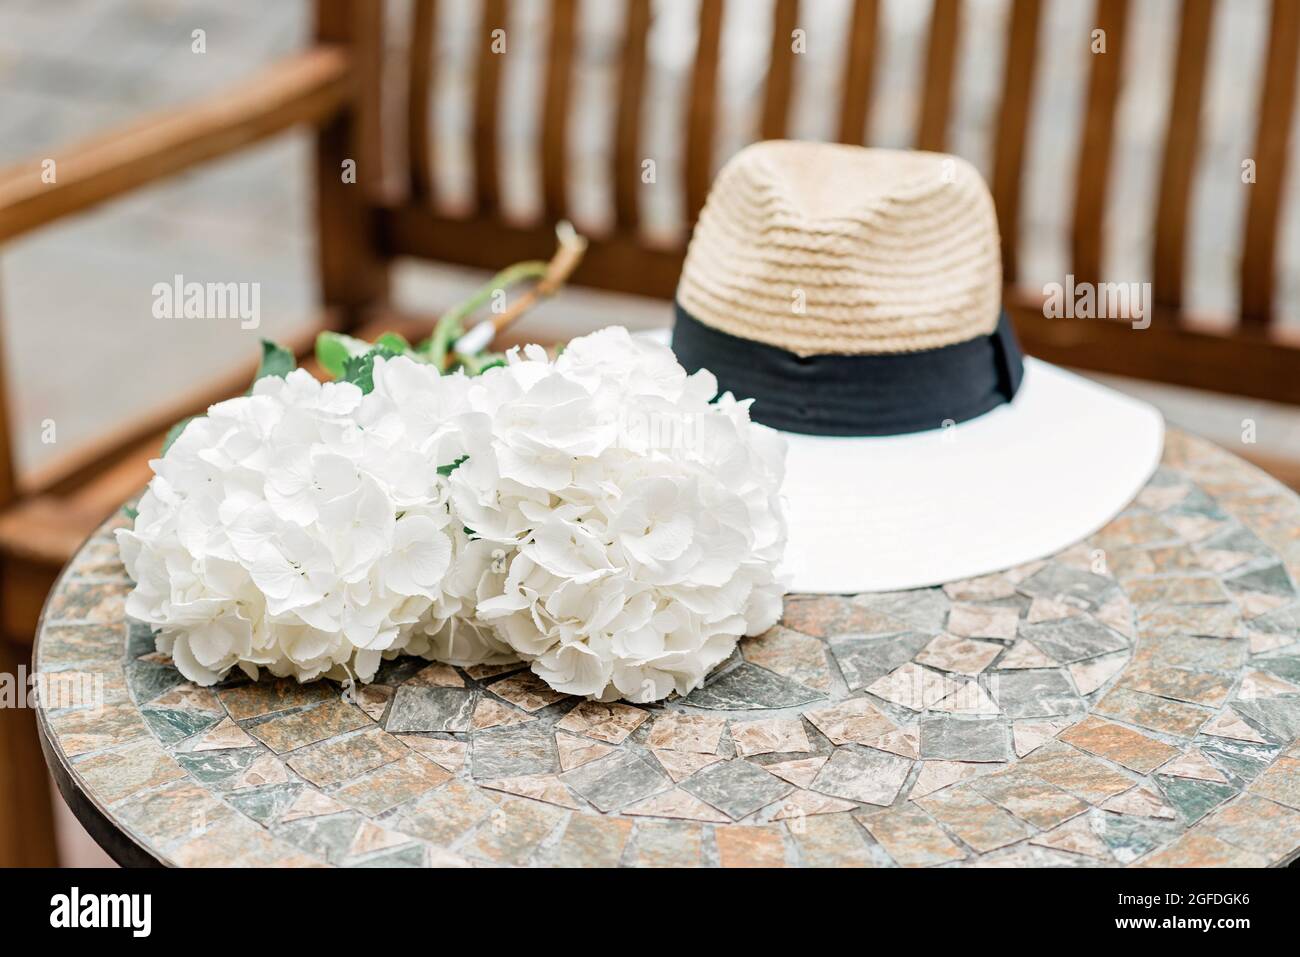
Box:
1 0 1298 865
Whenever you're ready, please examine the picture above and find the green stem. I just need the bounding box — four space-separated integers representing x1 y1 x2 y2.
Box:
422 260 548 368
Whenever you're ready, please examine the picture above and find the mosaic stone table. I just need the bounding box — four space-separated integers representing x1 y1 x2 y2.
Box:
34 429 1300 867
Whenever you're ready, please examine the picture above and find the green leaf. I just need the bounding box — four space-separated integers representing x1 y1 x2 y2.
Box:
437 455 469 477
251 339 295 389
161 415 197 455
316 331 371 378
122 505 139 521
340 344 404 395
375 332 413 354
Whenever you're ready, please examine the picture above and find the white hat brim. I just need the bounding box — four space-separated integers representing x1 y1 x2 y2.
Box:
650 330 1164 593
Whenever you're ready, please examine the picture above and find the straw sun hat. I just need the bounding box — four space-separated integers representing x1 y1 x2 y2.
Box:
664 141 1164 593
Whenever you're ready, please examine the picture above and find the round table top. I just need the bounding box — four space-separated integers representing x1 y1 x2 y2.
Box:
34 428 1300 868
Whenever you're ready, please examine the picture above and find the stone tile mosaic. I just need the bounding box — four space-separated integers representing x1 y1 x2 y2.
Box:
561 750 671 812
682 662 823 710
991 670 1084 719
554 700 648 743
646 713 726 753
916 633 1004 675
715 824 787 867
384 686 476 733
729 717 812 756
34 429 1300 866
624 788 731 823
856 804 966 866
1058 716 1180 773
740 626 833 691
920 716 1010 762
830 632 932 691
916 786 1033 853
809 748 911 806
682 758 792 820
652 749 724 782
246 698 372 753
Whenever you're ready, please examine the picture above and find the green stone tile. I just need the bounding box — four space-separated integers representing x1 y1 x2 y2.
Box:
1093 811 1181 865
127 661 187 705
126 621 157 659
273 811 366 864
1198 739 1280 784
228 783 304 825
141 707 221 745
349 844 427 868
1155 774 1239 826
175 748 260 787
1255 656 1300 684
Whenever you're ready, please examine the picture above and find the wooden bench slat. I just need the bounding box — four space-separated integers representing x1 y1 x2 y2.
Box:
1071 0 1130 287
915 0 962 152
407 0 437 203
761 0 801 140
0 47 352 244
1153 0 1215 311
614 0 652 233
473 0 508 214
1240 0 1300 326
541 0 579 221
685 0 726 226
837 0 880 146
990 0 1043 285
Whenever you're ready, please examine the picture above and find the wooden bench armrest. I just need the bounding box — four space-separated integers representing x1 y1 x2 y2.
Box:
0 46 354 243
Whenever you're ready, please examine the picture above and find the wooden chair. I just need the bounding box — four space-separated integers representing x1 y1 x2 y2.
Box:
1 0 1297 865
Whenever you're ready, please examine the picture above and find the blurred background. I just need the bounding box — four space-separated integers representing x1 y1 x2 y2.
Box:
1 0 1297 865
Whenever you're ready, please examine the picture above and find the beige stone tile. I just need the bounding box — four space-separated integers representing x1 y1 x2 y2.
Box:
556 731 615 771
740 626 832 691
646 713 725 754
480 774 582 809
623 788 730 823
1068 653 1129 695
1158 749 1229 783
1058 715 1180 773
554 700 649 744
915 633 1004 675
285 726 409 787
764 756 828 789
865 663 961 712
1138 831 1268 867
715 824 786 867
74 739 185 805
856 804 966 867
486 672 569 712
947 603 1020 640
729 717 812 757
651 749 724 782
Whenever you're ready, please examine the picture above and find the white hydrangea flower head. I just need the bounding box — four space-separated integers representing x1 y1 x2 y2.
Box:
117 359 475 686
448 326 789 702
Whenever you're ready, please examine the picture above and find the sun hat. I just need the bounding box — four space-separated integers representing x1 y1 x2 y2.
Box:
665 140 1164 593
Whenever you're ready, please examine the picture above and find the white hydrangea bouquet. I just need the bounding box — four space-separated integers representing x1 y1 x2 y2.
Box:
117 229 788 703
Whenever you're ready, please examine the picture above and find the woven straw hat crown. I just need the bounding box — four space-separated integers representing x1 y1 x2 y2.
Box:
677 141 1003 356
